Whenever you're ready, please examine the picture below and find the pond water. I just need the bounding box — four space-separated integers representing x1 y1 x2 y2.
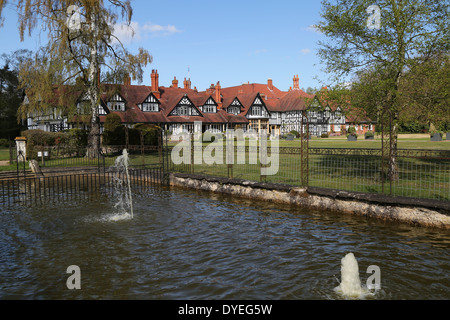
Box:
0 184 449 300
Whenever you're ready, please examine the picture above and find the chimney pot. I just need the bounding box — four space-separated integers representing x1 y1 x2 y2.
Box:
151 69 160 98
293 75 300 90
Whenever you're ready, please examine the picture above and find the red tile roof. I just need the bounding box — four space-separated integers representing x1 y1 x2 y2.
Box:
44 76 363 127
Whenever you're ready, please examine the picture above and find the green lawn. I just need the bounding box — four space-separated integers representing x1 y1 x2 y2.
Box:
0 148 10 161
168 134 450 150
279 134 449 150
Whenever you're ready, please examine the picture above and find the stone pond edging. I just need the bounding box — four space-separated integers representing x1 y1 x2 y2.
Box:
169 173 450 230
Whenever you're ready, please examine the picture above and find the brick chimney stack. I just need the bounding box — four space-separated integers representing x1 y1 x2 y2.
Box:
172 76 179 88
183 77 191 89
206 84 215 94
268 78 273 90
215 81 222 109
124 74 131 86
151 69 160 99
293 75 300 90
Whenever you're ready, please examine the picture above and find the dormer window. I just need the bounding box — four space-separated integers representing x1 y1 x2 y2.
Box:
247 95 269 118
227 106 240 115
169 95 201 116
201 97 217 113
250 106 262 116
140 94 160 112
108 94 126 112
324 106 331 119
203 105 216 113
227 98 242 115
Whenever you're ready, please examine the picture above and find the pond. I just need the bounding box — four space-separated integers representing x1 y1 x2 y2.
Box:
0 184 449 300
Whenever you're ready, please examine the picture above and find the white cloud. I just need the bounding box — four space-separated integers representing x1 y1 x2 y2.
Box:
112 21 182 44
302 24 322 34
300 48 311 55
248 48 268 56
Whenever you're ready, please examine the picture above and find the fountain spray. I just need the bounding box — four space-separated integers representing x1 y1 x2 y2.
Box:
113 149 134 219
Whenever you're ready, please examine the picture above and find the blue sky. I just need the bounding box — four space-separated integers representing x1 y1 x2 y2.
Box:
0 0 329 92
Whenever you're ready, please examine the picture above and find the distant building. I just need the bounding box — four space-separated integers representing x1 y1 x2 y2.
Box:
25 70 374 137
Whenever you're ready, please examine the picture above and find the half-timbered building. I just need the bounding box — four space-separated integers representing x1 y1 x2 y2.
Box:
25 70 374 137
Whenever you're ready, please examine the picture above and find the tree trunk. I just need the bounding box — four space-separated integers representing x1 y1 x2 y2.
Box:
86 11 100 159
388 122 399 182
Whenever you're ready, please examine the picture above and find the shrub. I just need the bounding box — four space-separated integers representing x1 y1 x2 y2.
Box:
289 130 300 138
104 113 123 132
0 138 9 148
320 133 329 138
438 122 450 132
102 126 126 146
347 126 357 136
23 129 58 146
430 130 443 137
398 121 428 134
65 128 89 148
134 124 160 146
365 131 374 137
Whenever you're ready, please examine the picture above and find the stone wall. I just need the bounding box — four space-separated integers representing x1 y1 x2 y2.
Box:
169 173 450 230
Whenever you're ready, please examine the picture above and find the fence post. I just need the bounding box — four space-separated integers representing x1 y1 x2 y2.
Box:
165 131 169 173
190 133 194 174
141 131 146 167
260 133 267 182
158 129 163 169
300 111 309 187
226 130 234 179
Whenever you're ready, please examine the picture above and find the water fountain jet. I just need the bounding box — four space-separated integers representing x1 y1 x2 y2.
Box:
334 253 369 299
111 149 134 219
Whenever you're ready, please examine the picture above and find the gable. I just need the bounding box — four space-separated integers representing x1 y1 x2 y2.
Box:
231 98 242 107
202 97 218 113
140 93 160 112
168 95 202 116
143 93 160 104
77 93 108 115
107 93 126 112
246 94 271 118
307 96 323 110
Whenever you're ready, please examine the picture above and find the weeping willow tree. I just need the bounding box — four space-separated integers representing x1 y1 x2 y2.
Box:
316 0 449 182
0 0 152 157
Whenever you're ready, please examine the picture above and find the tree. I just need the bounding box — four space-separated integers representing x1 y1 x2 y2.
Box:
400 53 450 131
316 0 449 181
0 0 152 157
0 50 33 140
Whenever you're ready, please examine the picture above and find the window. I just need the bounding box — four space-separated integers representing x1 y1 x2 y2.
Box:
203 104 216 113
141 94 160 112
250 106 262 116
98 106 107 115
77 101 90 114
169 95 201 116
141 103 159 112
107 94 126 112
109 102 125 111
178 105 189 115
227 106 240 115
